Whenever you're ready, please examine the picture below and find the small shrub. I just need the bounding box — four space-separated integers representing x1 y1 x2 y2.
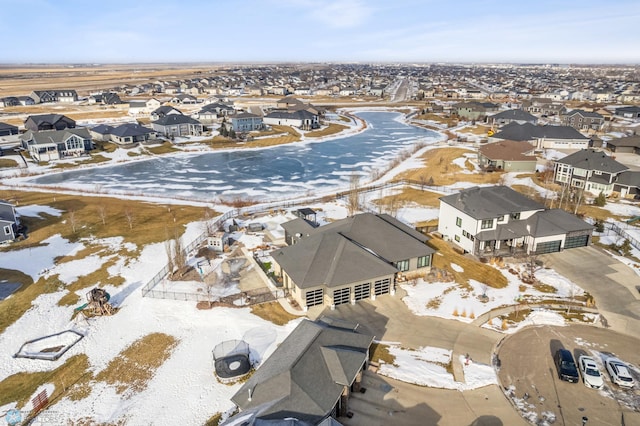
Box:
452 307 459 317
594 192 606 207
469 311 475 319
461 308 467 318
501 319 508 331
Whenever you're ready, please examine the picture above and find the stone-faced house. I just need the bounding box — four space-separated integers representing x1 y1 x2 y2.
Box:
20 128 93 162
24 114 76 132
553 149 629 196
273 213 435 310
438 186 593 256
225 318 374 425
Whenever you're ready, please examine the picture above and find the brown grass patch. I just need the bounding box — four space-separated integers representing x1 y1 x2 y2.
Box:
428 237 508 288
369 342 396 365
0 354 90 408
145 141 179 155
205 413 224 426
414 113 459 127
533 282 558 294
250 301 298 326
305 123 348 138
0 158 18 168
51 154 111 169
458 124 491 136
395 147 503 186
96 333 178 394
374 187 442 209
65 110 128 121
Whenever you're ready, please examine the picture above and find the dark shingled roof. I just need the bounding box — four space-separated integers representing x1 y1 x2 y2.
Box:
152 114 201 126
490 109 538 123
110 123 154 137
615 171 640 187
556 149 628 174
229 319 373 425
606 136 640 149
439 186 544 220
493 122 588 142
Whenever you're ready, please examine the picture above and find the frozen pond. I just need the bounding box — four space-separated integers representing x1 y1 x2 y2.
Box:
29 112 440 201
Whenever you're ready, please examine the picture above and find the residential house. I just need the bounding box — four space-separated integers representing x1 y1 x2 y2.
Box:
150 106 182 122
20 128 93 162
522 98 566 116
438 186 593 256
263 110 319 130
606 136 640 154
230 112 263 132
152 115 203 137
561 110 604 132
24 114 76 132
489 109 538 126
170 94 198 104
614 106 640 119
91 123 157 145
18 96 35 106
88 92 123 105
452 102 499 121
225 318 373 426
0 200 19 244
128 98 162 116
369 86 384 97
490 122 590 150
0 97 19 107
613 171 640 199
272 213 435 310
477 140 538 172
553 149 629 196
30 90 77 104
0 122 19 137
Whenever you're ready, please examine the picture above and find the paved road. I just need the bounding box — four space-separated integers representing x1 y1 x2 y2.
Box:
540 246 640 337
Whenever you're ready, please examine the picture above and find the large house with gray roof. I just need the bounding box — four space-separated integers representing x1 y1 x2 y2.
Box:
152 114 203 137
225 318 373 426
273 213 435 310
606 136 640 154
20 128 93 162
263 109 319 130
489 109 538 126
553 149 629 196
24 114 76 132
490 122 589 150
30 89 77 104
90 123 157 145
438 186 593 256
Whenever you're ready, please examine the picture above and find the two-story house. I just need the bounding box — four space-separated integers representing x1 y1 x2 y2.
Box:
272 213 435 310
438 186 593 256
30 90 77 104
24 114 76 132
562 110 604 132
553 149 629 196
152 114 203 137
230 112 263 132
452 102 499 121
490 122 590 150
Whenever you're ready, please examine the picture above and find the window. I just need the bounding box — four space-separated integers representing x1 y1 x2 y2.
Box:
456 217 462 227
481 219 493 229
497 215 505 222
3 225 10 235
417 255 431 268
454 235 460 242
510 213 520 220
395 259 409 272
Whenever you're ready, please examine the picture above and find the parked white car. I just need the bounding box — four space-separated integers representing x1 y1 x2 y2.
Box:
605 358 635 389
579 356 604 389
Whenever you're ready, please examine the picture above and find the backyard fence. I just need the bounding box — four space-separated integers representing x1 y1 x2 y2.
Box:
603 222 640 251
141 179 460 298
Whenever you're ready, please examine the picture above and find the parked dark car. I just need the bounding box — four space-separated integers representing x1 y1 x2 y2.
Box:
555 349 579 383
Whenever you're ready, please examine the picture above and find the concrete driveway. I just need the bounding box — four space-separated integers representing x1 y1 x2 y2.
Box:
498 325 640 426
540 246 640 338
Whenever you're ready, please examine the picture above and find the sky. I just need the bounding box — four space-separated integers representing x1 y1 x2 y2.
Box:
1 0 639 64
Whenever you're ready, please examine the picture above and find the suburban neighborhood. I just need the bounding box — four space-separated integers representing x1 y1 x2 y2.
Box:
1 5 640 421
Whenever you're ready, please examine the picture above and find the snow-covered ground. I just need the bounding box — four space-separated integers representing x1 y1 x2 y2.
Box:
401 261 584 325
378 344 497 391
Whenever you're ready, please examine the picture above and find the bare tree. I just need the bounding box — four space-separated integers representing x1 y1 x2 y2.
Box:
202 207 216 236
68 210 79 233
96 205 107 226
573 187 585 214
172 227 186 276
164 238 175 277
124 207 135 230
419 174 427 190
347 173 361 216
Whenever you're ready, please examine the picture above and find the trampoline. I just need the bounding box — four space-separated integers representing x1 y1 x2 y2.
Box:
213 339 251 383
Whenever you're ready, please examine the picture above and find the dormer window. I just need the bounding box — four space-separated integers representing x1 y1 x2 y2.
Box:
511 212 520 220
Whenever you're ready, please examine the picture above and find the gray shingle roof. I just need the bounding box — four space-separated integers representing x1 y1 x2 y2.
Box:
230 319 373 424
493 123 588 142
564 109 603 119
556 149 628 174
152 114 201 126
476 209 592 240
266 110 316 120
20 128 91 145
110 123 154 137
440 186 544 220
606 136 640 149
273 213 433 289
490 109 538 122
615 171 640 187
